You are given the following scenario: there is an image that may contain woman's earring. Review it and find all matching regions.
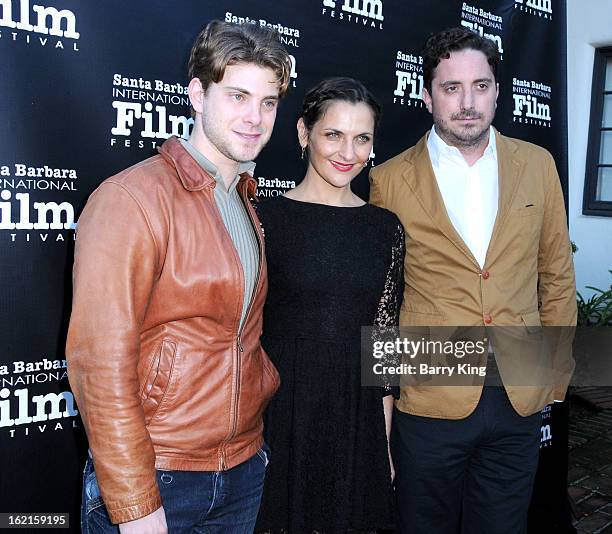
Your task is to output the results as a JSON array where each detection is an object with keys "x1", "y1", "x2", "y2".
[
  {"x1": 301, "y1": 146, "x2": 306, "y2": 160},
  {"x1": 363, "y1": 158, "x2": 371, "y2": 167}
]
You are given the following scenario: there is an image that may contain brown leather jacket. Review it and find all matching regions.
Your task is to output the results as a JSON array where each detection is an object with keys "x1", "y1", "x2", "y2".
[{"x1": 66, "y1": 137, "x2": 279, "y2": 523}]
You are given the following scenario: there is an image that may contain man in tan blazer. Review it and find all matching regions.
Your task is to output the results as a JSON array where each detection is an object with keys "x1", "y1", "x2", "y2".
[{"x1": 370, "y1": 27, "x2": 576, "y2": 533}]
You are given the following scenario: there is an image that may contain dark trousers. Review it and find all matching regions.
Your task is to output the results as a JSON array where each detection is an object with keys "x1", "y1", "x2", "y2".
[
  {"x1": 81, "y1": 444, "x2": 269, "y2": 534},
  {"x1": 391, "y1": 387, "x2": 542, "y2": 534}
]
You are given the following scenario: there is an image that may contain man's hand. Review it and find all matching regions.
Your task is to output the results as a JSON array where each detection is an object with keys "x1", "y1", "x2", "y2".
[{"x1": 119, "y1": 506, "x2": 167, "y2": 534}]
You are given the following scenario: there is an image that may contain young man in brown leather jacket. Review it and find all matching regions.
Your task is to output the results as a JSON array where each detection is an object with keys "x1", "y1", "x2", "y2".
[{"x1": 66, "y1": 21, "x2": 291, "y2": 534}]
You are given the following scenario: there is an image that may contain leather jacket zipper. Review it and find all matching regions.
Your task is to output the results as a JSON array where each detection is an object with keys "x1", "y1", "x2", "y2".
[
  {"x1": 203, "y1": 184, "x2": 245, "y2": 472},
  {"x1": 218, "y1": 179, "x2": 263, "y2": 470}
]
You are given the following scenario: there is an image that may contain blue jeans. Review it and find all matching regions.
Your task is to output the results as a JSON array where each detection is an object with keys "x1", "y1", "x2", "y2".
[{"x1": 81, "y1": 445, "x2": 269, "y2": 534}]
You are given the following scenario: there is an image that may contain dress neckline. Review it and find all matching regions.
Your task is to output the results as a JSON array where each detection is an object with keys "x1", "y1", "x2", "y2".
[{"x1": 279, "y1": 195, "x2": 368, "y2": 209}]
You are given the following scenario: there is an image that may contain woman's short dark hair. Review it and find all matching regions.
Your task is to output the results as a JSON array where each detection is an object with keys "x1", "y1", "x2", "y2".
[
  {"x1": 300, "y1": 77, "x2": 382, "y2": 133},
  {"x1": 422, "y1": 27, "x2": 500, "y2": 93}
]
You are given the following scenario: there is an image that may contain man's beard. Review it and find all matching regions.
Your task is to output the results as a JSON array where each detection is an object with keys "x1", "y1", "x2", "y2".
[
  {"x1": 200, "y1": 113, "x2": 268, "y2": 164},
  {"x1": 434, "y1": 108, "x2": 493, "y2": 150}
]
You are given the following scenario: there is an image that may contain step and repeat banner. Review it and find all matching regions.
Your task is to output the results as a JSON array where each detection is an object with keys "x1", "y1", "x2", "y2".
[{"x1": 0, "y1": 0, "x2": 568, "y2": 530}]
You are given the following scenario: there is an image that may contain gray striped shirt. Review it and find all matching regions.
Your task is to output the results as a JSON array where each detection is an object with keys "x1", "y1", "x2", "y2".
[{"x1": 180, "y1": 139, "x2": 259, "y2": 330}]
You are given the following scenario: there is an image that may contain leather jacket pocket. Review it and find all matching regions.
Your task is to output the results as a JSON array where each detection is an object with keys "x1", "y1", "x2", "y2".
[
  {"x1": 141, "y1": 338, "x2": 177, "y2": 423},
  {"x1": 261, "y1": 349, "x2": 280, "y2": 398}
]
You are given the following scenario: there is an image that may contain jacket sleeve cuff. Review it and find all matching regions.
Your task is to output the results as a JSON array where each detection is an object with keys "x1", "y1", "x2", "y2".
[{"x1": 106, "y1": 488, "x2": 162, "y2": 525}]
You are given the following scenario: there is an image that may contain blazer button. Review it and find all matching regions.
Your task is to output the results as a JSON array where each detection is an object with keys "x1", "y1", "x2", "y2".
[
  {"x1": 482, "y1": 271, "x2": 490, "y2": 279},
  {"x1": 484, "y1": 314, "x2": 492, "y2": 324}
]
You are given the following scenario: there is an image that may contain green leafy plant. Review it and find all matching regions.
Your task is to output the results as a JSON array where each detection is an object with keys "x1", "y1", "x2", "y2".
[{"x1": 577, "y1": 270, "x2": 612, "y2": 326}]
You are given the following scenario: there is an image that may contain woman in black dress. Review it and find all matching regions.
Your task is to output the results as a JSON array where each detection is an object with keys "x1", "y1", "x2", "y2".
[{"x1": 256, "y1": 77, "x2": 404, "y2": 533}]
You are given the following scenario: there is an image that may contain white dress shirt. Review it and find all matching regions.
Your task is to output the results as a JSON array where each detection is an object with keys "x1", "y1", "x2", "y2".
[{"x1": 427, "y1": 126, "x2": 499, "y2": 268}]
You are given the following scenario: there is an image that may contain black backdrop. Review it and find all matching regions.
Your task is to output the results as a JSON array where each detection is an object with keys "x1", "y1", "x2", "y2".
[{"x1": 0, "y1": 0, "x2": 569, "y2": 530}]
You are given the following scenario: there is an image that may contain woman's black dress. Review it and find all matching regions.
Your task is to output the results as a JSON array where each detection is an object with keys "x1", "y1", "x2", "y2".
[{"x1": 255, "y1": 195, "x2": 404, "y2": 533}]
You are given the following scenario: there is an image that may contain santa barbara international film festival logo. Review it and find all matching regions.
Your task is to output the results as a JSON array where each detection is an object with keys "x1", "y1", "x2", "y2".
[
  {"x1": 320, "y1": 0, "x2": 384, "y2": 30},
  {"x1": 110, "y1": 74, "x2": 193, "y2": 151},
  {"x1": 514, "y1": 0, "x2": 553, "y2": 20},
  {"x1": 225, "y1": 11, "x2": 299, "y2": 89},
  {"x1": 460, "y1": 3, "x2": 504, "y2": 59},
  {"x1": 393, "y1": 50, "x2": 425, "y2": 109},
  {"x1": 0, "y1": 357, "x2": 79, "y2": 439},
  {"x1": 256, "y1": 176, "x2": 297, "y2": 199},
  {"x1": 0, "y1": 0, "x2": 80, "y2": 52},
  {"x1": 512, "y1": 77, "x2": 552, "y2": 127},
  {"x1": 540, "y1": 404, "x2": 552, "y2": 448},
  {"x1": 0, "y1": 161, "x2": 77, "y2": 244}
]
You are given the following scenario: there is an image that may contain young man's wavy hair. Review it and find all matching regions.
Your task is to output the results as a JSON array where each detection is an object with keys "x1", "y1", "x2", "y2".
[
  {"x1": 187, "y1": 20, "x2": 292, "y2": 115},
  {"x1": 422, "y1": 27, "x2": 501, "y2": 93}
]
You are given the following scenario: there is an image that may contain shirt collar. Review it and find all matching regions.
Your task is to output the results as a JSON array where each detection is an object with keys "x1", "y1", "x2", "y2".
[
  {"x1": 427, "y1": 125, "x2": 497, "y2": 168},
  {"x1": 179, "y1": 138, "x2": 256, "y2": 193}
]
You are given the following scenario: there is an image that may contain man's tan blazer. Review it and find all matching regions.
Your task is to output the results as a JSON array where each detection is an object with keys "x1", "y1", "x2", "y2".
[{"x1": 370, "y1": 130, "x2": 576, "y2": 418}]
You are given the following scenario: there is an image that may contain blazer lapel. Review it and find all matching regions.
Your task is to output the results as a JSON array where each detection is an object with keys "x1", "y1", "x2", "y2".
[
  {"x1": 402, "y1": 133, "x2": 479, "y2": 267},
  {"x1": 487, "y1": 131, "x2": 525, "y2": 259}
]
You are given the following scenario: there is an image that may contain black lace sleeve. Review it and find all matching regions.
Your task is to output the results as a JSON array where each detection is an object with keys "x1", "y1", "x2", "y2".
[{"x1": 373, "y1": 220, "x2": 405, "y2": 397}]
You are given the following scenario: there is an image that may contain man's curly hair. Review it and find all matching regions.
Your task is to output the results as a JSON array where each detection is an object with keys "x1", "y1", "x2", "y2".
[{"x1": 422, "y1": 27, "x2": 500, "y2": 93}]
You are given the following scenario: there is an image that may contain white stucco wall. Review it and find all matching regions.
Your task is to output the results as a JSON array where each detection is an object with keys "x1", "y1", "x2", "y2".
[{"x1": 567, "y1": 0, "x2": 612, "y2": 296}]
